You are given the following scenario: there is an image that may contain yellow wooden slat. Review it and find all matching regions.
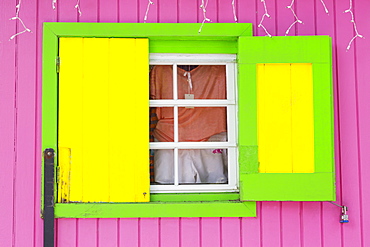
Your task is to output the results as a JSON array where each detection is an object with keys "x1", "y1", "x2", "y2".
[
  {"x1": 59, "y1": 37, "x2": 84, "y2": 202},
  {"x1": 291, "y1": 63, "x2": 314, "y2": 173},
  {"x1": 59, "y1": 37, "x2": 149, "y2": 202},
  {"x1": 108, "y1": 38, "x2": 135, "y2": 202},
  {"x1": 57, "y1": 147, "x2": 71, "y2": 202},
  {"x1": 108, "y1": 38, "x2": 150, "y2": 202},
  {"x1": 133, "y1": 39, "x2": 150, "y2": 202},
  {"x1": 258, "y1": 64, "x2": 292, "y2": 173},
  {"x1": 82, "y1": 38, "x2": 110, "y2": 202},
  {"x1": 256, "y1": 64, "x2": 267, "y2": 173}
]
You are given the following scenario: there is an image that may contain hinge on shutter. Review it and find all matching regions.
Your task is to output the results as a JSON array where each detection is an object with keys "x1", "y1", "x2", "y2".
[{"x1": 56, "y1": 57, "x2": 60, "y2": 73}]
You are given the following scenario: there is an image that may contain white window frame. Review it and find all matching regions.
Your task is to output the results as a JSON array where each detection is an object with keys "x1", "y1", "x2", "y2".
[{"x1": 149, "y1": 53, "x2": 238, "y2": 193}]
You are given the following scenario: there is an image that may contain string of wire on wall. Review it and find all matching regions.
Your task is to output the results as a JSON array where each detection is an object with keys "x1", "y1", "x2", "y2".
[
  {"x1": 7, "y1": 0, "x2": 364, "y2": 51},
  {"x1": 9, "y1": 0, "x2": 32, "y2": 40},
  {"x1": 344, "y1": 0, "x2": 364, "y2": 51},
  {"x1": 285, "y1": 0, "x2": 303, "y2": 35},
  {"x1": 258, "y1": 0, "x2": 272, "y2": 37}
]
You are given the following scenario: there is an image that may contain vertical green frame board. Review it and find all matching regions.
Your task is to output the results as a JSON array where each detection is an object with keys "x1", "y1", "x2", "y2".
[{"x1": 238, "y1": 36, "x2": 335, "y2": 201}]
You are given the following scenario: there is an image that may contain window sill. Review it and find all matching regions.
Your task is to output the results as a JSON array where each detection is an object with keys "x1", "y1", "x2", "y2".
[{"x1": 54, "y1": 201, "x2": 256, "y2": 218}]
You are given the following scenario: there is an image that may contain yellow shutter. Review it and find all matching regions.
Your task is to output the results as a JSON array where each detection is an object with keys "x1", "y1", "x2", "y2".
[
  {"x1": 58, "y1": 37, "x2": 149, "y2": 202},
  {"x1": 257, "y1": 63, "x2": 314, "y2": 173}
]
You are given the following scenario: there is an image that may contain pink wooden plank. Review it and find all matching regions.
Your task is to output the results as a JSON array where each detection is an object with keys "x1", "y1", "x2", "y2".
[
  {"x1": 160, "y1": 218, "x2": 180, "y2": 247},
  {"x1": 315, "y1": 1, "x2": 343, "y2": 246},
  {"x1": 119, "y1": 0, "x2": 139, "y2": 23},
  {"x1": 281, "y1": 202, "x2": 301, "y2": 247},
  {"x1": 322, "y1": 202, "x2": 342, "y2": 247},
  {"x1": 12, "y1": 0, "x2": 38, "y2": 246},
  {"x1": 218, "y1": 0, "x2": 235, "y2": 23},
  {"x1": 58, "y1": 0, "x2": 79, "y2": 22},
  {"x1": 221, "y1": 218, "x2": 241, "y2": 247},
  {"x1": 355, "y1": 1, "x2": 370, "y2": 246},
  {"x1": 334, "y1": 0, "x2": 362, "y2": 246},
  {"x1": 255, "y1": 0, "x2": 276, "y2": 36},
  {"x1": 140, "y1": 218, "x2": 159, "y2": 247},
  {"x1": 178, "y1": 0, "x2": 198, "y2": 23},
  {"x1": 99, "y1": 0, "x2": 119, "y2": 22},
  {"x1": 241, "y1": 203, "x2": 261, "y2": 247},
  {"x1": 35, "y1": 1, "x2": 58, "y2": 246},
  {"x1": 301, "y1": 202, "x2": 322, "y2": 247},
  {"x1": 260, "y1": 202, "x2": 281, "y2": 247},
  {"x1": 80, "y1": 0, "x2": 98, "y2": 22},
  {"x1": 237, "y1": 0, "x2": 257, "y2": 33},
  {"x1": 276, "y1": 0, "x2": 295, "y2": 36},
  {"x1": 119, "y1": 218, "x2": 139, "y2": 247},
  {"x1": 77, "y1": 219, "x2": 98, "y2": 246},
  {"x1": 158, "y1": 0, "x2": 177, "y2": 23},
  {"x1": 56, "y1": 219, "x2": 77, "y2": 247},
  {"x1": 197, "y1": 0, "x2": 217, "y2": 25},
  {"x1": 296, "y1": 0, "x2": 315, "y2": 35},
  {"x1": 139, "y1": 0, "x2": 158, "y2": 23},
  {"x1": 200, "y1": 218, "x2": 221, "y2": 247},
  {"x1": 315, "y1": 0, "x2": 335, "y2": 36},
  {"x1": 0, "y1": 2, "x2": 16, "y2": 247},
  {"x1": 98, "y1": 219, "x2": 119, "y2": 247},
  {"x1": 180, "y1": 218, "x2": 200, "y2": 247}
]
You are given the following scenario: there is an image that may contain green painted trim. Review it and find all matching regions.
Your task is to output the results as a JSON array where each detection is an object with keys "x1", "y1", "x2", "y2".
[
  {"x1": 237, "y1": 63, "x2": 257, "y2": 147},
  {"x1": 239, "y1": 36, "x2": 331, "y2": 64},
  {"x1": 54, "y1": 201, "x2": 256, "y2": 218},
  {"x1": 313, "y1": 63, "x2": 335, "y2": 173},
  {"x1": 240, "y1": 173, "x2": 335, "y2": 201},
  {"x1": 151, "y1": 193, "x2": 240, "y2": 202},
  {"x1": 42, "y1": 22, "x2": 254, "y2": 218},
  {"x1": 238, "y1": 36, "x2": 335, "y2": 201},
  {"x1": 150, "y1": 40, "x2": 237, "y2": 54},
  {"x1": 44, "y1": 23, "x2": 252, "y2": 38},
  {"x1": 41, "y1": 26, "x2": 59, "y2": 210}
]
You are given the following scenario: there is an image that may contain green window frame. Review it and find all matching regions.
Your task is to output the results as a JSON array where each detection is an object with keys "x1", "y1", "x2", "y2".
[{"x1": 42, "y1": 23, "x2": 335, "y2": 218}]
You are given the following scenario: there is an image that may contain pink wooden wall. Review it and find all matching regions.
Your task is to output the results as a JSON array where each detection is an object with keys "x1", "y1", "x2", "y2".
[{"x1": 0, "y1": 0, "x2": 369, "y2": 246}]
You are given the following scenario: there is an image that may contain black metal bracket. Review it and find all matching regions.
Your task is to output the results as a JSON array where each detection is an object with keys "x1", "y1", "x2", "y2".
[{"x1": 44, "y1": 148, "x2": 55, "y2": 247}]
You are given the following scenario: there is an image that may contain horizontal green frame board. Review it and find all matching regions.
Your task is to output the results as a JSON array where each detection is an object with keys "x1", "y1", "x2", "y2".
[
  {"x1": 240, "y1": 173, "x2": 336, "y2": 201},
  {"x1": 238, "y1": 36, "x2": 332, "y2": 64},
  {"x1": 150, "y1": 193, "x2": 240, "y2": 202},
  {"x1": 44, "y1": 23, "x2": 252, "y2": 39},
  {"x1": 54, "y1": 201, "x2": 256, "y2": 218}
]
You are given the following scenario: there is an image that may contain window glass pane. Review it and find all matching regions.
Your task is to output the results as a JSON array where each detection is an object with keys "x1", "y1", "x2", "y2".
[
  {"x1": 152, "y1": 148, "x2": 228, "y2": 184},
  {"x1": 150, "y1": 107, "x2": 174, "y2": 142},
  {"x1": 177, "y1": 65, "x2": 226, "y2": 100},
  {"x1": 150, "y1": 65, "x2": 173, "y2": 100},
  {"x1": 152, "y1": 149, "x2": 174, "y2": 185},
  {"x1": 178, "y1": 107, "x2": 227, "y2": 142}
]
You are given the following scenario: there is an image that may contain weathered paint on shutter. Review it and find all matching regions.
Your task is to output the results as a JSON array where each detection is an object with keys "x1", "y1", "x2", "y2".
[
  {"x1": 238, "y1": 36, "x2": 335, "y2": 201},
  {"x1": 58, "y1": 37, "x2": 149, "y2": 202},
  {"x1": 257, "y1": 63, "x2": 314, "y2": 173}
]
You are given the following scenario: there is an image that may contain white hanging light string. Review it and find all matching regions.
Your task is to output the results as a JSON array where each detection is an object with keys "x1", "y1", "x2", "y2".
[
  {"x1": 52, "y1": 0, "x2": 57, "y2": 10},
  {"x1": 285, "y1": 0, "x2": 303, "y2": 35},
  {"x1": 75, "y1": 0, "x2": 82, "y2": 16},
  {"x1": 198, "y1": 0, "x2": 211, "y2": 33},
  {"x1": 144, "y1": 0, "x2": 154, "y2": 23},
  {"x1": 344, "y1": 0, "x2": 364, "y2": 51},
  {"x1": 258, "y1": 0, "x2": 272, "y2": 37},
  {"x1": 320, "y1": 0, "x2": 329, "y2": 14},
  {"x1": 9, "y1": 0, "x2": 32, "y2": 40},
  {"x1": 232, "y1": 0, "x2": 238, "y2": 22}
]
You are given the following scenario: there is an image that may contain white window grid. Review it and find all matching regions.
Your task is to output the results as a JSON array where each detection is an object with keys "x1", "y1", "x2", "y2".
[{"x1": 149, "y1": 54, "x2": 238, "y2": 193}]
